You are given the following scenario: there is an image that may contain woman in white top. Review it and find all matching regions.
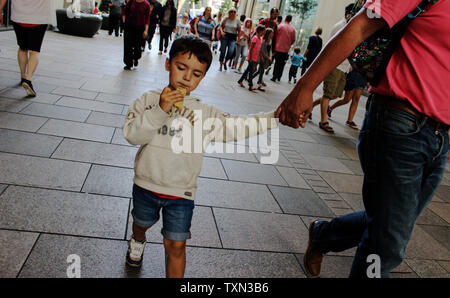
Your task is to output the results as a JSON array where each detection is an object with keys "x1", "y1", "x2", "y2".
[
  {"x1": 0, "y1": 0, "x2": 56, "y2": 97},
  {"x1": 218, "y1": 7, "x2": 240, "y2": 71}
]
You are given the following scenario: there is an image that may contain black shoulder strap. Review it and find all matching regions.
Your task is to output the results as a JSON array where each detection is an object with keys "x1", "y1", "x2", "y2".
[{"x1": 371, "y1": 0, "x2": 437, "y2": 86}]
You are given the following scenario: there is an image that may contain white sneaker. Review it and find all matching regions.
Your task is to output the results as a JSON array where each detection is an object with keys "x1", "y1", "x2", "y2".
[{"x1": 126, "y1": 237, "x2": 146, "y2": 267}]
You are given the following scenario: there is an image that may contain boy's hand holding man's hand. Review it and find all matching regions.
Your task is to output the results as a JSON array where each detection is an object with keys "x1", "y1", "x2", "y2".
[{"x1": 159, "y1": 86, "x2": 185, "y2": 113}]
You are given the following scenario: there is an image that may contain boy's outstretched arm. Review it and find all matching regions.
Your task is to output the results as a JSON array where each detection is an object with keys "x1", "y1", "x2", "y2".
[
  {"x1": 204, "y1": 105, "x2": 278, "y2": 144},
  {"x1": 275, "y1": 9, "x2": 387, "y2": 128},
  {"x1": 123, "y1": 88, "x2": 183, "y2": 145}
]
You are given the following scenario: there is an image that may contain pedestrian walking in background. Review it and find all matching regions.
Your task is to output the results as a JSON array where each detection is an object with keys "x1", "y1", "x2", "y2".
[
  {"x1": 122, "y1": 0, "x2": 150, "y2": 70},
  {"x1": 108, "y1": 0, "x2": 125, "y2": 37},
  {"x1": 301, "y1": 27, "x2": 322, "y2": 76},
  {"x1": 238, "y1": 25, "x2": 265, "y2": 92},
  {"x1": 218, "y1": 8, "x2": 241, "y2": 71},
  {"x1": 288, "y1": 47, "x2": 305, "y2": 84},
  {"x1": 145, "y1": 0, "x2": 162, "y2": 51},
  {"x1": 233, "y1": 18, "x2": 252, "y2": 73},
  {"x1": 158, "y1": 0, "x2": 177, "y2": 55},
  {"x1": 270, "y1": 15, "x2": 296, "y2": 82},
  {"x1": 193, "y1": 7, "x2": 216, "y2": 48},
  {"x1": 0, "y1": 0, "x2": 56, "y2": 97}
]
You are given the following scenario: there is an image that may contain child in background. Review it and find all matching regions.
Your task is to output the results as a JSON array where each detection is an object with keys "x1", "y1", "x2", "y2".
[
  {"x1": 253, "y1": 27, "x2": 273, "y2": 90},
  {"x1": 237, "y1": 25, "x2": 265, "y2": 91},
  {"x1": 123, "y1": 35, "x2": 277, "y2": 277},
  {"x1": 233, "y1": 18, "x2": 252, "y2": 73},
  {"x1": 288, "y1": 47, "x2": 305, "y2": 84},
  {"x1": 175, "y1": 13, "x2": 191, "y2": 39}
]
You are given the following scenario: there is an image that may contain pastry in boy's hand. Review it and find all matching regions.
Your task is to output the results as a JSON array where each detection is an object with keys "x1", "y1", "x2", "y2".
[{"x1": 174, "y1": 88, "x2": 186, "y2": 109}]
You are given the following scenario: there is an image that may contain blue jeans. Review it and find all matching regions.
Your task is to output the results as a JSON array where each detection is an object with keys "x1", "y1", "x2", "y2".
[
  {"x1": 312, "y1": 94, "x2": 449, "y2": 278},
  {"x1": 219, "y1": 36, "x2": 236, "y2": 63}
]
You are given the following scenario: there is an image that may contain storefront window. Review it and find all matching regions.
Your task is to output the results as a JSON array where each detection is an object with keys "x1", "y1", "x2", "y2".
[
  {"x1": 279, "y1": 0, "x2": 318, "y2": 51},
  {"x1": 251, "y1": 0, "x2": 270, "y2": 22},
  {"x1": 0, "y1": 0, "x2": 12, "y2": 31}
]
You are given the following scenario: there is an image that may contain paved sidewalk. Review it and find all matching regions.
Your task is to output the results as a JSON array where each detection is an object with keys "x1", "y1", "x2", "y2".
[{"x1": 0, "y1": 29, "x2": 449, "y2": 278}]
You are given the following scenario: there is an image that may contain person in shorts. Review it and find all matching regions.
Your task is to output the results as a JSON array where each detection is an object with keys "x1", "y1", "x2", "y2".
[
  {"x1": 328, "y1": 68, "x2": 368, "y2": 129},
  {"x1": 123, "y1": 35, "x2": 277, "y2": 277},
  {"x1": 0, "y1": 0, "x2": 56, "y2": 97},
  {"x1": 308, "y1": 6, "x2": 352, "y2": 133}
]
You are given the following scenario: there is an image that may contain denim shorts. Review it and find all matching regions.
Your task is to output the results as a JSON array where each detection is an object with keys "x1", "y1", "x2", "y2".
[
  {"x1": 131, "y1": 184, "x2": 195, "y2": 242},
  {"x1": 344, "y1": 70, "x2": 367, "y2": 91}
]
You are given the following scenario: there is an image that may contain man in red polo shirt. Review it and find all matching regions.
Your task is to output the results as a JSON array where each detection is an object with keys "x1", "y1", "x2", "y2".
[{"x1": 276, "y1": 0, "x2": 450, "y2": 278}]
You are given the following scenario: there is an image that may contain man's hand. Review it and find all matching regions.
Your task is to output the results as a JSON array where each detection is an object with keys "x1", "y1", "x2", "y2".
[
  {"x1": 143, "y1": 31, "x2": 148, "y2": 39},
  {"x1": 159, "y1": 87, "x2": 185, "y2": 113},
  {"x1": 275, "y1": 87, "x2": 313, "y2": 128}
]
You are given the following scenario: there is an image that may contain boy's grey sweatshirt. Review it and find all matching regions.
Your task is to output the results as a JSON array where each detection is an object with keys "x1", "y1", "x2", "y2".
[{"x1": 123, "y1": 90, "x2": 277, "y2": 200}]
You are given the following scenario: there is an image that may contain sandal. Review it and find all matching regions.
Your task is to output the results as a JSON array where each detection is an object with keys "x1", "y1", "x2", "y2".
[
  {"x1": 238, "y1": 81, "x2": 245, "y2": 88},
  {"x1": 257, "y1": 86, "x2": 265, "y2": 92},
  {"x1": 319, "y1": 122, "x2": 334, "y2": 133},
  {"x1": 248, "y1": 86, "x2": 257, "y2": 92}
]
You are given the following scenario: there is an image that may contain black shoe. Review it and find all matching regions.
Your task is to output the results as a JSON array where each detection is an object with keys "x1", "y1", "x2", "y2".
[
  {"x1": 124, "y1": 65, "x2": 132, "y2": 70},
  {"x1": 133, "y1": 60, "x2": 138, "y2": 67},
  {"x1": 21, "y1": 79, "x2": 36, "y2": 97},
  {"x1": 224, "y1": 64, "x2": 227, "y2": 70},
  {"x1": 270, "y1": 78, "x2": 276, "y2": 82}
]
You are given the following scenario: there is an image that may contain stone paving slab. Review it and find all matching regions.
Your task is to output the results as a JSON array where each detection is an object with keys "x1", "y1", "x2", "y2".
[
  {"x1": 269, "y1": 185, "x2": 334, "y2": 217},
  {"x1": 0, "y1": 87, "x2": 62, "y2": 104},
  {"x1": 276, "y1": 166, "x2": 311, "y2": 189},
  {"x1": 196, "y1": 178, "x2": 282, "y2": 213},
  {"x1": 0, "y1": 111, "x2": 48, "y2": 132},
  {"x1": 0, "y1": 152, "x2": 90, "y2": 191},
  {"x1": 56, "y1": 96, "x2": 123, "y2": 114},
  {"x1": 0, "y1": 128, "x2": 62, "y2": 157},
  {"x1": 0, "y1": 186, "x2": 129, "y2": 239},
  {"x1": 427, "y1": 202, "x2": 450, "y2": 224},
  {"x1": 435, "y1": 185, "x2": 450, "y2": 203},
  {"x1": 405, "y1": 225, "x2": 450, "y2": 260},
  {"x1": 18, "y1": 234, "x2": 166, "y2": 278},
  {"x1": 82, "y1": 165, "x2": 134, "y2": 198},
  {"x1": 86, "y1": 111, "x2": 126, "y2": 128},
  {"x1": 214, "y1": 208, "x2": 308, "y2": 253},
  {"x1": 0, "y1": 230, "x2": 39, "y2": 278},
  {"x1": 185, "y1": 247, "x2": 305, "y2": 278},
  {"x1": 0, "y1": 97, "x2": 31, "y2": 113},
  {"x1": 317, "y1": 171, "x2": 364, "y2": 194},
  {"x1": 405, "y1": 259, "x2": 450, "y2": 278},
  {"x1": 52, "y1": 138, "x2": 137, "y2": 168},
  {"x1": 38, "y1": 119, "x2": 115, "y2": 143},
  {"x1": 221, "y1": 159, "x2": 288, "y2": 186},
  {"x1": 303, "y1": 154, "x2": 354, "y2": 174},
  {"x1": 199, "y1": 157, "x2": 228, "y2": 180},
  {"x1": 20, "y1": 102, "x2": 91, "y2": 122}
]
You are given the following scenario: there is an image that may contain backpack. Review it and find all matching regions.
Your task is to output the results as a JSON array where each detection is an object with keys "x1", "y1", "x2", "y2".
[
  {"x1": 347, "y1": 0, "x2": 438, "y2": 86},
  {"x1": 189, "y1": 15, "x2": 202, "y2": 33}
]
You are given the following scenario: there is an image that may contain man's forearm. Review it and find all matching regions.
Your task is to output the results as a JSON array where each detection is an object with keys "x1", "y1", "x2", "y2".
[{"x1": 295, "y1": 9, "x2": 387, "y2": 93}]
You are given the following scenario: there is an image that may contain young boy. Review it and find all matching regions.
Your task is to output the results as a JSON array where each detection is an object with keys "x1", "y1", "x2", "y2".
[
  {"x1": 122, "y1": 35, "x2": 278, "y2": 278},
  {"x1": 237, "y1": 25, "x2": 265, "y2": 92},
  {"x1": 175, "y1": 13, "x2": 191, "y2": 39},
  {"x1": 288, "y1": 47, "x2": 305, "y2": 84}
]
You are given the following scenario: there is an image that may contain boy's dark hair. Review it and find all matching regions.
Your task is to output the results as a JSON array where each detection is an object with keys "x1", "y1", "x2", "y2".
[
  {"x1": 277, "y1": 15, "x2": 282, "y2": 22},
  {"x1": 255, "y1": 24, "x2": 265, "y2": 33},
  {"x1": 315, "y1": 27, "x2": 323, "y2": 35},
  {"x1": 169, "y1": 35, "x2": 213, "y2": 72},
  {"x1": 294, "y1": 47, "x2": 301, "y2": 54},
  {"x1": 240, "y1": 14, "x2": 246, "y2": 22},
  {"x1": 285, "y1": 15, "x2": 292, "y2": 22},
  {"x1": 345, "y1": 3, "x2": 355, "y2": 15}
]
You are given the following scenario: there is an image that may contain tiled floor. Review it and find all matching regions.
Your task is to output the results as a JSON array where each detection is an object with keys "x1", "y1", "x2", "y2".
[{"x1": 0, "y1": 28, "x2": 449, "y2": 278}]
